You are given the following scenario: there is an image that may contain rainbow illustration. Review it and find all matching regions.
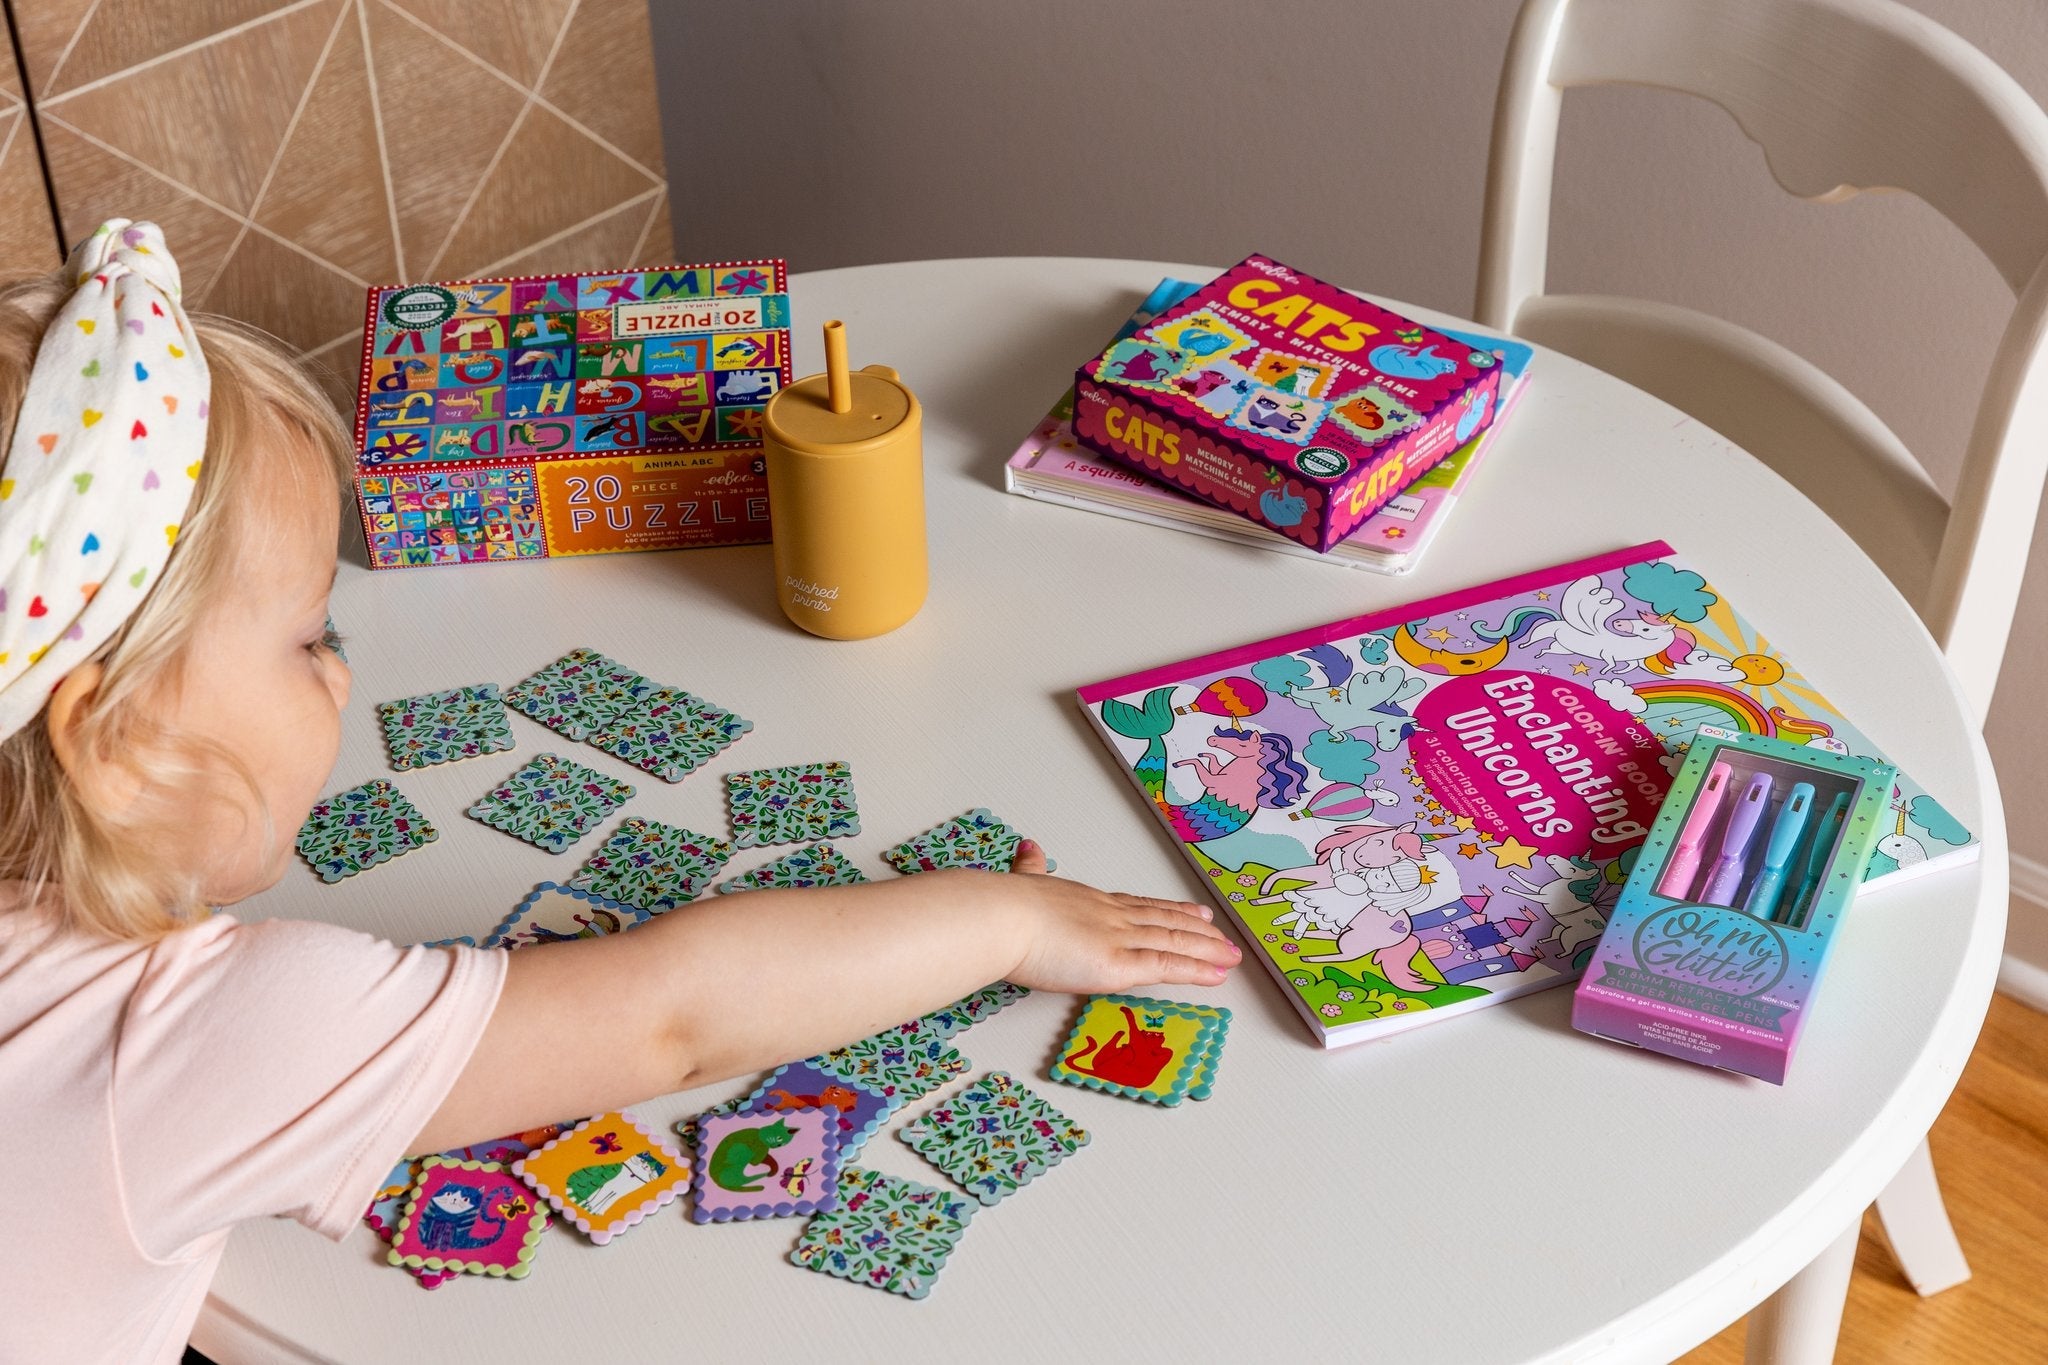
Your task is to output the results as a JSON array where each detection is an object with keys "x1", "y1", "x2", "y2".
[
  {"x1": 1634, "y1": 679, "x2": 1775, "y2": 733},
  {"x1": 1633, "y1": 680, "x2": 1836, "y2": 746}
]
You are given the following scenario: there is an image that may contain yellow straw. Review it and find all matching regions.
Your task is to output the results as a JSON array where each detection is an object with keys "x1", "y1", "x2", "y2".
[{"x1": 824, "y1": 319, "x2": 851, "y2": 414}]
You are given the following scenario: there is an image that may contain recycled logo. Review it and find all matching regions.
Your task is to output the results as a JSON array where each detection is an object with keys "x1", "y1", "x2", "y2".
[
  {"x1": 1295, "y1": 446, "x2": 1350, "y2": 478},
  {"x1": 382, "y1": 284, "x2": 456, "y2": 332}
]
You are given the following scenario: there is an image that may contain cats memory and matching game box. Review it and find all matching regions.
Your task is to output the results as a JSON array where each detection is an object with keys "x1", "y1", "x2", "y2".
[
  {"x1": 1078, "y1": 541, "x2": 1975, "y2": 1047},
  {"x1": 1071, "y1": 254, "x2": 1503, "y2": 552},
  {"x1": 352, "y1": 260, "x2": 791, "y2": 569}
]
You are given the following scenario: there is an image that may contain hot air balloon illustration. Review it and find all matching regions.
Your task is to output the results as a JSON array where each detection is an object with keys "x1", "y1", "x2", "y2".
[
  {"x1": 1287, "y1": 781, "x2": 1404, "y2": 821},
  {"x1": 1175, "y1": 675, "x2": 1268, "y2": 720}
]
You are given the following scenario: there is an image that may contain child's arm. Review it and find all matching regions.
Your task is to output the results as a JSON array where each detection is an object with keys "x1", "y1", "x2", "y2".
[{"x1": 410, "y1": 843, "x2": 1237, "y2": 1152}]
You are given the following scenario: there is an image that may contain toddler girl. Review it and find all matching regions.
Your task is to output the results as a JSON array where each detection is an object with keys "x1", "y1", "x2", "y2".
[{"x1": 0, "y1": 222, "x2": 1236, "y2": 1363}]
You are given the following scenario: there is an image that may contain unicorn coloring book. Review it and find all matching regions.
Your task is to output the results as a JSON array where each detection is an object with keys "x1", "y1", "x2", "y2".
[{"x1": 1078, "y1": 541, "x2": 1978, "y2": 1046}]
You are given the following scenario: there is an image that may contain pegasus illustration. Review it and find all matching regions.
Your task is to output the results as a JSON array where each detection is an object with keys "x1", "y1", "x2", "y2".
[
  {"x1": 1520, "y1": 575, "x2": 1691, "y2": 674},
  {"x1": 1102, "y1": 688, "x2": 1308, "y2": 844},
  {"x1": 1278, "y1": 644, "x2": 1425, "y2": 749}
]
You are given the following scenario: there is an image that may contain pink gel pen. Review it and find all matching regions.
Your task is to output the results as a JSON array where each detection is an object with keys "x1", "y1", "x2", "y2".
[
  {"x1": 1701, "y1": 772, "x2": 1774, "y2": 905},
  {"x1": 1658, "y1": 761, "x2": 1733, "y2": 898}
]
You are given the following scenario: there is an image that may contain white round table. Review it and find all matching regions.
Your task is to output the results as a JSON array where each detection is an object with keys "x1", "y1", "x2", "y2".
[{"x1": 200, "y1": 259, "x2": 2006, "y2": 1364}]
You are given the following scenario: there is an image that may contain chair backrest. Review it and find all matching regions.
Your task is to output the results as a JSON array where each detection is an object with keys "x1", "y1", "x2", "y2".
[{"x1": 1476, "y1": 0, "x2": 2048, "y2": 721}]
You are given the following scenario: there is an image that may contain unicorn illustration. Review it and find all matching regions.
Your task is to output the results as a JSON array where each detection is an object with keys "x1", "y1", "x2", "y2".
[
  {"x1": 1257, "y1": 822, "x2": 1431, "y2": 932},
  {"x1": 1101, "y1": 689, "x2": 1308, "y2": 845},
  {"x1": 1505, "y1": 854, "x2": 1608, "y2": 960},
  {"x1": 1251, "y1": 822, "x2": 1440, "y2": 989},
  {"x1": 1519, "y1": 575, "x2": 1691, "y2": 674}
]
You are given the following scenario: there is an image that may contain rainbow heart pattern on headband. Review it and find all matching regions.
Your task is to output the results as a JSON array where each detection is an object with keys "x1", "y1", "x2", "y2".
[{"x1": 0, "y1": 219, "x2": 211, "y2": 741}]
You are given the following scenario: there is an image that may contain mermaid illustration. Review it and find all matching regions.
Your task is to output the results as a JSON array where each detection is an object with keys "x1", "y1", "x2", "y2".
[{"x1": 1101, "y1": 687, "x2": 1308, "y2": 843}]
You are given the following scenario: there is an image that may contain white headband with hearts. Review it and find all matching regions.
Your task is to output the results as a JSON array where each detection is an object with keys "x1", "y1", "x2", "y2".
[{"x1": 0, "y1": 219, "x2": 211, "y2": 740}]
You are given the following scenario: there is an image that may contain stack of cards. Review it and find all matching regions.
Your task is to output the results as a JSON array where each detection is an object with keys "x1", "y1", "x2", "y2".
[
  {"x1": 712, "y1": 841, "x2": 867, "y2": 893},
  {"x1": 296, "y1": 778, "x2": 437, "y2": 882},
  {"x1": 725, "y1": 761, "x2": 859, "y2": 846},
  {"x1": 506, "y1": 647, "x2": 750, "y2": 783},
  {"x1": 467, "y1": 752, "x2": 634, "y2": 853},
  {"x1": 512, "y1": 1112, "x2": 691, "y2": 1245},
  {"x1": 690, "y1": 1106, "x2": 844, "y2": 1223},
  {"x1": 385, "y1": 1157, "x2": 550, "y2": 1281},
  {"x1": 816, "y1": 1016, "x2": 969, "y2": 1101},
  {"x1": 900, "y1": 1071, "x2": 1088, "y2": 1205},
  {"x1": 377, "y1": 682, "x2": 515, "y2": 770},
  {"x1": 678, "y1": 1058, "x2": 905, "y2": 1160},
  {"x1": 679, "y1": 1008, "x2": 975, "y2": 1157},
  {"x1": 1049, "y1": 994, "x2": 1231, "y2": 1106},
  {"x1": 366, "y1": 1123, "x2": 576, "y2": 1289},
  {"x1": 789, "y1": 1166, "x2": 975, "y2": 1299},
  {"x1": 568, "y1": 818, "x2": 731, "y2": 911},
  {"x1": 918, "y1": 981, "x2": 1031, "y2": 1038},
  {"x1": 883, "y1": 808, "x2": 1049, "y2": 873},
  {"x1": 503, "y1": 647, "x2": 651, "y2": 740},
  {"x1": 590, "y1": 686, "x2": 753, "y2": 784}
]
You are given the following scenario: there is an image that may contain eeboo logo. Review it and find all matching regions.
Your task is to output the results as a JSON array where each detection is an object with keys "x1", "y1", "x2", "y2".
[
  {"x1": 1295, "y1": 446, "x2": 1350, "y2": 478},
  {"x1": 382, "y1": 285, "x2": 457, "y2": 332}
]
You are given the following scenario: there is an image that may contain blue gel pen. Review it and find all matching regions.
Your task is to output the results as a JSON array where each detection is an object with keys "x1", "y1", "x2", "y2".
[
  {"x1": 1746, "y1": 782, "x2": 1814, "y2": 922},
  {"x1": 1702, "y1": 772, "x2": 1773, "y2": 905},
  {"x1": 1788, "y1": 791, "x2": 1851, "y2": 928}
]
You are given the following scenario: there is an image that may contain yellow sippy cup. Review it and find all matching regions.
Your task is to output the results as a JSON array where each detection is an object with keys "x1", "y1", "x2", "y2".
[{"x1": 761, "y1": 320, "x2": 927, "y2": 639}]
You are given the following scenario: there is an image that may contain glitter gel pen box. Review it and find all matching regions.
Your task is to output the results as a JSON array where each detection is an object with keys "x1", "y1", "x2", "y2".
[{"x1": 1572, "y1": 727, "x2": 1893, "y2": 1084}]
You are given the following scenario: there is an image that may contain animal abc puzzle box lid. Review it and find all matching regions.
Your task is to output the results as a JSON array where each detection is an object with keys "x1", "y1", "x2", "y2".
[
  {"x1": 352, "y1": 261, "x2": 790, "y2": 569},
  {"x1": 356, "y1": 261, "x2": 790, "y2": 465}
]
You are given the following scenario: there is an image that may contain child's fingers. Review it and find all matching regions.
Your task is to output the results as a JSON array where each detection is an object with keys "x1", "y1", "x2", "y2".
[
  {"x1": 1129, "y1": 947, "x2": 1231, "y2": 986},
  {"x1": 1122, "y1": 901, "x2": 1232, "y2": 945},
  {"x1": 1008, "y1": 838, "x2": 1049, "y2": 875},
  {"x1": 1111, "y1": 891, "x2": 1212, "y2": 921},
  {"x1": 1130, "y1": 921, "x2": 1240, "y2": 968}
]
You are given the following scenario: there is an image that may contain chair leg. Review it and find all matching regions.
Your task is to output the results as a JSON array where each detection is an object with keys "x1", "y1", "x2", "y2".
[
  {"x1": 1744, "y1": 1220, "x2": 1859, "y2": 1365},
  {"x1": 1873, "y1": 1138, "x2": 1971, "y2": 1295}
]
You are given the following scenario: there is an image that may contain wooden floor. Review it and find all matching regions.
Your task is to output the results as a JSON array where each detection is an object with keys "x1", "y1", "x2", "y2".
[{"x1": 1677, "y1": 990, "x2": 2048, "y2": 1364}]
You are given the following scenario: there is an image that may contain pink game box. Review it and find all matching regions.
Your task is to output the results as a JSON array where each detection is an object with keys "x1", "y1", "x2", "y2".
[{"x1": 1071, "y1": 254, "x2": 1502, "y2": 552}]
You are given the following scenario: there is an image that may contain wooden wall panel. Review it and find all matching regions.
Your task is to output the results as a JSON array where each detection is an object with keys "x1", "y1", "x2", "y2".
[
  {"x1": 0, "y1": 6, "x2": 61, "y2": 275},
  {"x1": 11, "y1": 0, "x2": 674, "y2": 411}
]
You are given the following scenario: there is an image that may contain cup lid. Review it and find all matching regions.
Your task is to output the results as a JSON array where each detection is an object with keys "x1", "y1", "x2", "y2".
[{"x1": 766, "y1": 367, "x2": 914, "y2": 452}]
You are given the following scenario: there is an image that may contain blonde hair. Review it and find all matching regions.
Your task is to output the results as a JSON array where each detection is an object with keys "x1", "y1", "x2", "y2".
[{"x1": 0, "y1": 275, "x2": 354, "y2": 939}]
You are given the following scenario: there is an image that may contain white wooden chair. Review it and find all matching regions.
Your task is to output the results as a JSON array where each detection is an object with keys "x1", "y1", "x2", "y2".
[{"x1": 1477, "y1": 0, "x2": 2048, "y2": 1359}]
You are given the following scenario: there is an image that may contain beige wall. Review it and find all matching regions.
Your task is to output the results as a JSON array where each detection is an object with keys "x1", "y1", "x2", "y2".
[{"x1": 654, "y1": 0, "x2": 2048, "y2": 925}]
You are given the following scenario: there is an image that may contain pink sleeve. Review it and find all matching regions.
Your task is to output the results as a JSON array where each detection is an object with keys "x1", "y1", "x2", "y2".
[{"x1": 110, "y1": 915, "x2": 507, "y2": 1259}]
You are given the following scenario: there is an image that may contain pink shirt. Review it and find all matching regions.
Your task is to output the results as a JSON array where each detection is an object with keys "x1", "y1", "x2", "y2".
[{"x1": 0, "y1": 887, "x2": 506, "y2": 1364}]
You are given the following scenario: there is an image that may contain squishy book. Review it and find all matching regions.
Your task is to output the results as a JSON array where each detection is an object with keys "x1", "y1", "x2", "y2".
[{"x1": 1078, "y1": 542, "x2": 1976, "y2": 1046}]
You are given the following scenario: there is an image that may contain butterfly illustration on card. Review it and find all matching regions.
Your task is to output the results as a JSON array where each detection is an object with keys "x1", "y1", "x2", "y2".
[
  {"x1": 588, "y1": 1131, "x2": 623, "y2": 1154},
  {"x1": 495, "y1": 1193, "x2": 531, "y2": 1221},
  {"x1": 780, "y1": 1157, "x2": 815, "y2": 1197}
]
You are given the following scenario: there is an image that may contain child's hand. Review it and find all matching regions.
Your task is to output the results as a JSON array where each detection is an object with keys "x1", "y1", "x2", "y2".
[{"x1": 994, "y1": 839, "x2": 1240, "y2": 993}]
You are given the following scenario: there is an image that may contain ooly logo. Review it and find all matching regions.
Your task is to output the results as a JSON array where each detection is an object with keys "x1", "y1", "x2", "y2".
[
  {"x1": 1295, "y1": 446, "x2": 1349, "y2": 478},
  {"x1": 382, "y1": 284, "x2": 456, "y2": 331}
]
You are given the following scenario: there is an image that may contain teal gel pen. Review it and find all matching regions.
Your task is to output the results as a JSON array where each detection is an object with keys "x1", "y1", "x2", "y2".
[
  {"x1": 1745, "y1": 782, "x2": 1814, "y2": 922},
  {"x1": 1788, "y1": 791, "x2": 1851, "y2": 928}
]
